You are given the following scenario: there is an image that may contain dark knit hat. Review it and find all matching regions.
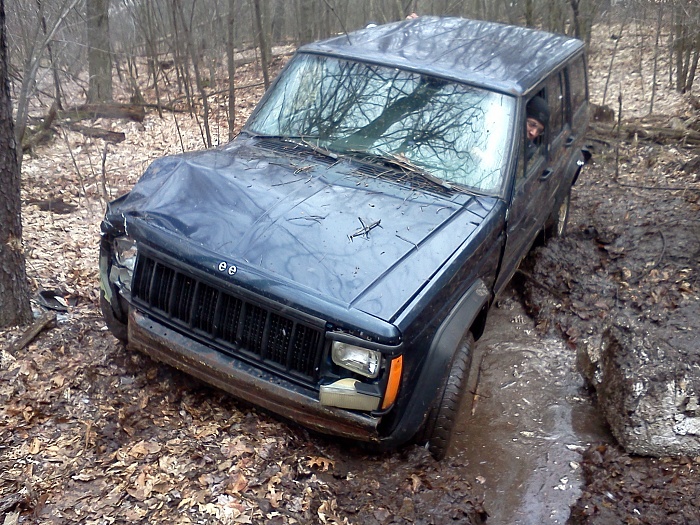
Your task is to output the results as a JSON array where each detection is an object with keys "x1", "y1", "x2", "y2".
[{"x1": 526, "y1": 96, "x2": 549, "y2": 127}]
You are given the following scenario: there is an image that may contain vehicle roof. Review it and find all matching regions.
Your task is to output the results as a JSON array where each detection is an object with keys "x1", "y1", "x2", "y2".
[{"x1": 299, "y1": 16, "x2": 584, "y2": 96}]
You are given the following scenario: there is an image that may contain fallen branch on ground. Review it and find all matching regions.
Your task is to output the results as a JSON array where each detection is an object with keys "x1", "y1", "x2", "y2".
[
  {"x1": 7, "y1": 311, "x2": 57, "y2": 354},
  {"x1": 67, "y1": 123, "x2": 126, "y2": 143},
  {"x1": 63, "y1": 103, "x2": 146, "y2": 123}
]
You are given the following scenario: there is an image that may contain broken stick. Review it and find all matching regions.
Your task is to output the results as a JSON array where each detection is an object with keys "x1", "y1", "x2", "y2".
[{"x1": 7, "y1": 311, "x2": 57, "y2": 354}]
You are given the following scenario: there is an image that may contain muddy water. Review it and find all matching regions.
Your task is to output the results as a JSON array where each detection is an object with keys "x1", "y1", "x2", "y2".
[{"x1": 449, "y1": 289, "x2": 611, "y2": 524}]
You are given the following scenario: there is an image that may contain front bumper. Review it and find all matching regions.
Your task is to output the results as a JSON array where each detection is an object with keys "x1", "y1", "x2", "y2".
[{"x1": 127, "y1": 308, "x2": 382, "y2": 441}]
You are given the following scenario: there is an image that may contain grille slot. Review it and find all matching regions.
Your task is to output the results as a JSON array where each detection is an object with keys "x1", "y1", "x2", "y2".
[{"x1": 132, "y1": 255, "x2": 324, "y2": 382}]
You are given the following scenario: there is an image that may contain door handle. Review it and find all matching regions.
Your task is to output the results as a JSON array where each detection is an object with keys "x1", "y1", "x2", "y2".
[
  {"x1": 540, "y1": 168, "x2": 553, "y2": 181},
  {"x1": 565, "y1": 136, "x2": 575, "y2": 147}
]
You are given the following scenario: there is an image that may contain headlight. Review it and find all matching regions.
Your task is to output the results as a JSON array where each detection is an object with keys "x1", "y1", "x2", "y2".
[
  {"x1": 111, "y1": 237, "x2": 138, "y2": 292},
  {"x1": 331, "y1": 341, "x2": 381, "y2": 378}
]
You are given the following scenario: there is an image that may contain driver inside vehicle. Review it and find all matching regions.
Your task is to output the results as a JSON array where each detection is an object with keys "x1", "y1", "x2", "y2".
[{"x1": 525, "y1": 96, "x2": 549, "y2": 161}]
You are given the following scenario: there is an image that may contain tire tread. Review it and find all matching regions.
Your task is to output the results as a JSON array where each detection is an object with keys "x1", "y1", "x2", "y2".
[{"x1": 423, "y1": 333, "x2": 474, "y2": 460}]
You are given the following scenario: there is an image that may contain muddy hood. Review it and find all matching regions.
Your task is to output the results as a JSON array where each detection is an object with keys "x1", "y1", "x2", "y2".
[{"x1": 111, "y1": 137, "x2": 495, "y2": 321}]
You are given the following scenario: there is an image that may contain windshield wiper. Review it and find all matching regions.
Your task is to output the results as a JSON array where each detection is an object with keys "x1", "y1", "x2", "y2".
[
  {"x1": 341, "y1": 149, "x2": 454, "y2": 192},
  {"x1": 287, "y1": 138, "x2": 339, "y2": 161},
  {"x1": 245, "y1": 131, "x2": 339, "y2": 162}
]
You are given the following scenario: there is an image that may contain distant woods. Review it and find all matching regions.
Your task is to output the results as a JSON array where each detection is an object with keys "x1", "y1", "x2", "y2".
[{"x1": 3, "y1": 0, "x2": 699, "y2": 160}]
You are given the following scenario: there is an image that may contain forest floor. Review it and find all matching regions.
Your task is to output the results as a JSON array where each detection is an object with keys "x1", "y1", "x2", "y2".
[{"x1": 2, "y1": 20, "x2": 700, "y2": 525}]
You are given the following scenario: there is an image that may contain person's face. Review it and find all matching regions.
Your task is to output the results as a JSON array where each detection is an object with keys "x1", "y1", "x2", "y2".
[{"x1": 526, "y1": 117, "x2": 545, "y2": 141}]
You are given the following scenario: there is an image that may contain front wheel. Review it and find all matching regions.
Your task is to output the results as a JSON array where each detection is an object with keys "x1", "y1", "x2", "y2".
[
  {"x1": 100, "y1": 289, "x2": 128, "y2": 343},
  {"x1": 419, "y1": 333, "x2": 474, "y2": 460}
]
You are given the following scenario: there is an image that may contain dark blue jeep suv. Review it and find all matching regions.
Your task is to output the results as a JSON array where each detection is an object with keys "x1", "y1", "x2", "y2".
[{"x1": 99, "y1": 16, "x2": 590, "y2": 459}]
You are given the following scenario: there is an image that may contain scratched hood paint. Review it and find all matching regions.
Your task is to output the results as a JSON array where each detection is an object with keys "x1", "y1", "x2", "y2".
[{"x1": 112, "y1": 136, "x2": 496, "y2": 321}]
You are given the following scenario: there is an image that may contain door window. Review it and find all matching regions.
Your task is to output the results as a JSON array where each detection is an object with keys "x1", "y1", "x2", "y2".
[{"x1": 521, "y1": 93, "x2": 548, "y2": 175}]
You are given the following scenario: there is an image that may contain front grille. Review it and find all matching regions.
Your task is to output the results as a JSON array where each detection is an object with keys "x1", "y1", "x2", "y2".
[{"x1": 132, "y1": 255, "x2": 324, "y2": 382}]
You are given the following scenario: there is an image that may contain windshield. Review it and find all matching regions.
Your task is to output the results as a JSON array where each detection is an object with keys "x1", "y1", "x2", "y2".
[{"x1": 246, "y1": 53, "x2": 516, "y2": 195}]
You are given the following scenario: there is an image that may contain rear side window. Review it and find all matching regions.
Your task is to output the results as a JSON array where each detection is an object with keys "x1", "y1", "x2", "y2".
[
  {"x1": 546, "y1": 72, "x2": 566, "y2": 138},
  {"x1": 568, "y1": 55, "x2": 588, "y2": 113},
  {"x1": 568, "y1": 55, "x2": 588, "y2": 131}
]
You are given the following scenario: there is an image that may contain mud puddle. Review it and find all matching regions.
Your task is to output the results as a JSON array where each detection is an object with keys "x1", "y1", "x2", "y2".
[{"x1": 449, "y1": 289, "x2": 611, "y2": 524}]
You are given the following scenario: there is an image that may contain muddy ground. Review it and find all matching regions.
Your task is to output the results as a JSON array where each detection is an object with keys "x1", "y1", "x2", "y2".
[
  {"x1": 4, "y1": 132, "x2": 699, "y2": 525},
  {"x1": 521, "y1": 131, "x2": 700, "y2": 524},
  {"x1": 522, "y1": 18, "x2": 700, "y2": 522},
  {"x1": 0, "y1": 312, "x2": 487, "y2": 524}
]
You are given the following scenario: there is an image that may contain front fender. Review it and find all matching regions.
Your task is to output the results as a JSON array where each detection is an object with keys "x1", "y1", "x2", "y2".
[{"x1": 380, "y1": 279, "x2": 491, "y2": 447}]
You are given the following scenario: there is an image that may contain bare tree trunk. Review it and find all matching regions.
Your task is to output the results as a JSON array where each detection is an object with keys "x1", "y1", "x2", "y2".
[
  {"x1": 170, "y1": 0, "x2": 190, "y2": 105},
  {"x1": 0, "y1": 0, "x2": 32, "y2": 327},
  {"x1": 524, "y1": 0, "x2": 535, "y2": 27},
  {"x1": 87, "y1": 0, "x2": 112, "y2": 103},
  {"x1": 297, "y1": 0, "x2": 314, "y2": 45},
  {"x1": 569, "y1": 0, "x2": 581, "y2": 39},
  {"x1": 546, "y1": 0, "x2": 565, "y2": 34},
  {"x1": 38, "y1": 2, "x2": 63, "y2": 110},
  {"x1": 685, "y1": 4, "x2": 700, "y2": 93},
  {"x1": 668, "y1": 6, "x2": 674, "y2": 89},
  {"x1": 634, "y1": 10, "x2": 645, "y2": 100},
  {"x1": 602, "y1": 18, "x2": 627, "y2": 107},
  {"x1": 175, "y1": 0, "x2": 212, "y2": 148},
  {"x1": 674, "y1": 4, "x2": 686, "y2": 91},
  {"x1": 252, "y1": 0, "x2": 270, "y2": 89},
  {"x1": 501, "y1": 0, "x2": 518, "y2": 25},
  {"x1": 581, "y1": 0, "x2": 599, "y2": 46},
  {"x1": 143, "y1": 2, "x2": 164, "y2": 117},
  {"x1": 649, "y1": 2, "x2": 663, "y2": 114},
  {"x1": 227, "y1": 0, "x2": 236, "y2": 141},
  {"x1": 685, "y1": 43, "x2": 700, "y2": 93}
]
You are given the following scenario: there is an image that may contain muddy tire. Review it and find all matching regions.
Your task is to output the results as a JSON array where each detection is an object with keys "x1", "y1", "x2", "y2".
[
  {"x1": 100, "y1": 290, "x2": 128, "y2": 343},
  {"x1": 420, "y1": 333, "x2": 474, "y2": 460},
  {"x1": 546, "y1": 189, "x2": 571, "y2": 238}
]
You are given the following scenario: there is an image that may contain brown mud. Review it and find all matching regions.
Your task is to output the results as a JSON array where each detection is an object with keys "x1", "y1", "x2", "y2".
[
  {"x1": 451, "y1": 291, "x2": 611, "y2": 524},
  {"x1": 521, "y1": 136, "x2": 700, "y2": 524}
]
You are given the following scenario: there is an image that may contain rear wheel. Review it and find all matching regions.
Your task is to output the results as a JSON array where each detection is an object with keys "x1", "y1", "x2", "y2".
[
  {"x1": 420, "y1": 333, "x2": 474, "y2": 460},
  {"x1": 546, "y1": 189, "x2": 571, "y2": 238}
]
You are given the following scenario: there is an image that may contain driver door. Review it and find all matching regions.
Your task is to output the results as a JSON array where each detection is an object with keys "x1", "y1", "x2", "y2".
[{"x1": 495, "y1": 98, "x2": 555, "y2": 295}]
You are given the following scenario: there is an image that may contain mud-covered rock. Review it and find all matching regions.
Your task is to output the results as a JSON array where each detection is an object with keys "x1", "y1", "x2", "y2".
[
  {"x1": 582, "y1": 310, "x2": 700, "y2": 456},
  {"x1": 527, "y1": 229, "x2": 700, "y2": 457},
  {"x1": 522, "y1": 137, "x2": 700, "y2": 459}
]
